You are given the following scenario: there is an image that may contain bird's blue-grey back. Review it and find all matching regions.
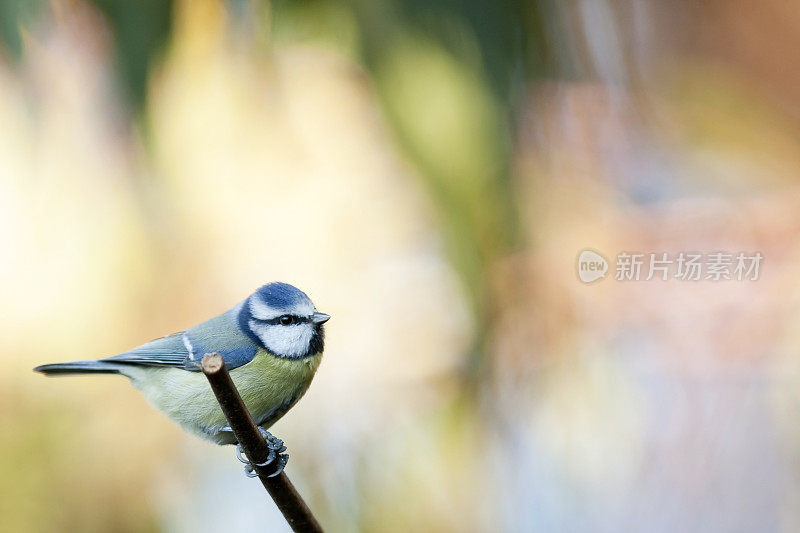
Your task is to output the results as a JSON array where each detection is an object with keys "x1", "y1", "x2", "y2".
[
  {"x1": 105, "y1": 306, "x2": 260, "y2": 371},
  {"x1": 35, "y1": 282, "x2": 325, "y2": 375}
]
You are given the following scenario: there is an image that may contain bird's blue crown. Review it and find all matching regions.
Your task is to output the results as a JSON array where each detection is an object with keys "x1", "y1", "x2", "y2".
[{"x1": 254, "y1": 282, "x2": 310, "y2": 310}]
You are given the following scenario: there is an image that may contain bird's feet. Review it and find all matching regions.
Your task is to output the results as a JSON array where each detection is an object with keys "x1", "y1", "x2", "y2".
[{"x1": 224, "y1": 426, "x2": 288, "y2": 478}]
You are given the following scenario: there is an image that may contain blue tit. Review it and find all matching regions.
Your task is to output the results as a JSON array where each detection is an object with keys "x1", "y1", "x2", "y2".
[{"x1": 35, "y1": 282, "x2": 330, "y2": 475}]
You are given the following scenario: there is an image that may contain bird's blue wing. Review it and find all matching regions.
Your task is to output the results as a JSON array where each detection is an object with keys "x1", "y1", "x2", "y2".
[
  {"x1": 181, "y1": 310, "x2": 261, "y2": 370},
  {"x1": 104, "y1": 308, "x2": 259, "y2": 371},
  {"x1": 104, "y1": 333, "x2": 189, "y2": 367}
]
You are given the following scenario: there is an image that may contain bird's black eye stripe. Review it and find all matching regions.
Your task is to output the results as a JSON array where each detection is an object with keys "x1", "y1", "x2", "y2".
[{"x1": 257, "y1": 314, "x2": 311, "y2": 326}]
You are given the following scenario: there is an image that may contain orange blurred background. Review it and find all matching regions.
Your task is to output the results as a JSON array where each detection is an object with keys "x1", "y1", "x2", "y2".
[{"x1": 2, "y1": 0, "x2": 800, "y2": 531}]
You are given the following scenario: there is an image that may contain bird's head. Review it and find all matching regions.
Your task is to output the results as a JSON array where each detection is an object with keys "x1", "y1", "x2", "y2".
[{"x1": 239, "y1": 282, "x2": 330, "y2": 359}]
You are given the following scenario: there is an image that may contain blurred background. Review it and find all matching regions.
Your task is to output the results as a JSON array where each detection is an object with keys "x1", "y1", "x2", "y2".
[{"x1": 2, "y1": 0, "x2": 800, "y2": 531}]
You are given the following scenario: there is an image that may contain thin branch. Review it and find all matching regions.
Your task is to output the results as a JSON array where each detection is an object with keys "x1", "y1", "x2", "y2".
[{"x1": 201, "y1": 352, "x2": 323, "y2": 533}]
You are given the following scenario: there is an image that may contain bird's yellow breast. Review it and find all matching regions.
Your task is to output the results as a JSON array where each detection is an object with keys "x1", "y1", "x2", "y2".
[{"x1": 125, "y1": 349, "x2": 322, "y2": 444}]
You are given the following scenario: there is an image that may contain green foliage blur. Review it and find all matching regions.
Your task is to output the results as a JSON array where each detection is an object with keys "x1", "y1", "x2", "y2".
[{"x1": 3, "y1": 0, "x2": 800, "y2": 531}]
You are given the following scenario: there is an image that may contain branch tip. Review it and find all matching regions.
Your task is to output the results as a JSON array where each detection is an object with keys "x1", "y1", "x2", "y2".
[{"x1": 201, "y1": 352, "x2": 223, "y2": 374}]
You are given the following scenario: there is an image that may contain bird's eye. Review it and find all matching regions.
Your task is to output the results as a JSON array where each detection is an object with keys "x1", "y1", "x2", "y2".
[{"x1": 279, "y1": 315, "x2": 294, "y2": 326}]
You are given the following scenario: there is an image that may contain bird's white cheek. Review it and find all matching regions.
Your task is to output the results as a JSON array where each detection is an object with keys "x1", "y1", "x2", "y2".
[{"x1": 249, "y1": 321, "x2": 313, "y2": 358}]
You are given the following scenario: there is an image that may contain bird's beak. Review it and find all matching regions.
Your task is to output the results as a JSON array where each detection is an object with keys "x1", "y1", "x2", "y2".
[{"x1": 312, "y1": 312, "x2": 331, "y2": 325}]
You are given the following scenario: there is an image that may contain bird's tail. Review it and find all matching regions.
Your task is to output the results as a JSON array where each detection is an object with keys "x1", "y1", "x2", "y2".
[{"x1": 34, "y1": 360, "x2": 122, "y2": 375}]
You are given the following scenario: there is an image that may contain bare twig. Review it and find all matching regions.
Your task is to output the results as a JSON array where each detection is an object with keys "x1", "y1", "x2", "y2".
[{"x1": 202, "y1": 352, "x2": 323, "y2": 533}]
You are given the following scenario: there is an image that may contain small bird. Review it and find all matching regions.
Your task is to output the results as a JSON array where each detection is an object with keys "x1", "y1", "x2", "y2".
[{"x1": 34, "y1": 282, "x2": 330, "y2": 477}]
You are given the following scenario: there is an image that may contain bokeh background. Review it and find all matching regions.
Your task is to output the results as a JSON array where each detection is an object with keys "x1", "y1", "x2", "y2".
[{"x1": 2, "y1": 0, "x2": 800, "y2": 531}]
